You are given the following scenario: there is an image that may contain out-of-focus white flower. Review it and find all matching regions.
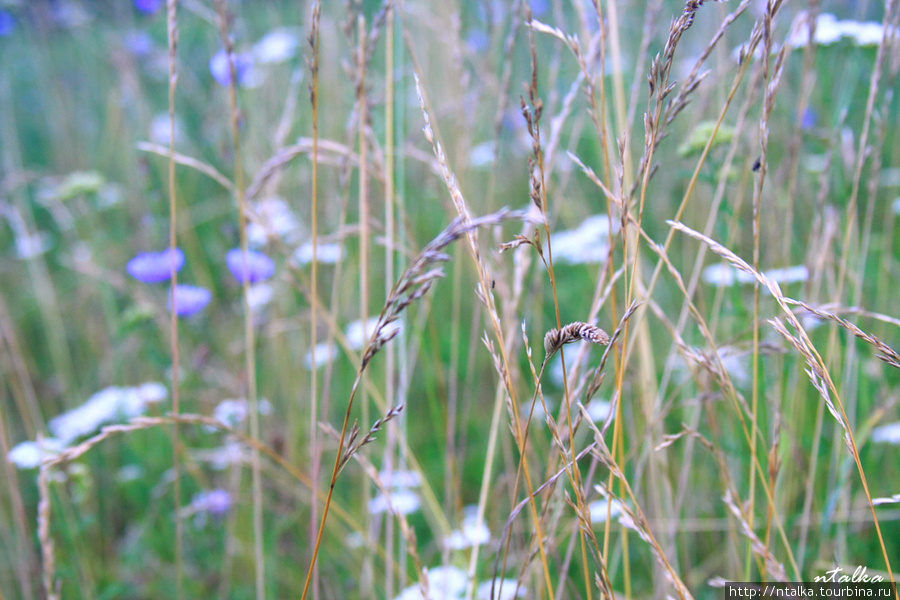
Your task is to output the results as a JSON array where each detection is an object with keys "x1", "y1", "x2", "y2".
[
  {"x1": 193, "y1": 441, "x2": 248, "y2": 470},
  {"x1": 394, "y1": 566, "x2": 468, "y2": 600},
  {"x1": 588, "y1": 497, "x2": 625, "y2": 524},
  {"x1": 702, "y1": 263, "x2": 746, "y2": 287},
  {"x1": 48, "y1": 383, "x2": 167, "y2": 444},
  {"x1": 477, "y1": 580, "x2": 526, "y2": 600},
  {"x1": 735, "y1": 13, "x2": 897, "y2": 61},
  {"x1": 469, "y1": 141, "x2": 496, "y2": 168},
  {"x1": 212, "y1": 398, "x2": 272, "y2": 429},
  {"x1": 787, "y1": 13, "x2": 895, "y2": 48},
  {"x1": 346, "y1": 317, "x2": 402, "y2": 350},
  {"x1": 117, "y1": 464, "x2": 144, "y2": 482},
  {"x1": 346, "y1": 317, "x2": 379, "y2": 349},
  {"x1": 872, "y1": 422, "x2": 900, "y2": 445},
  {"x1": 15, "y1": 231, "x2": 53, "y2": 259},
  {"x1": 293, "y1": 241, "x2": 343, "y2": 265},
  {"x1": 393, "y1": 565, "x2": 524, "y2": 600},
  {"x1": 581, "y1": 400, "x2": 612, "y2": 422},
  {"x1": 445, "y1": 510, "x2": 491, "y2": 550},
  {"x1": 368, "y1": 488, "x2": 420, "y2": 515},
  {"x1": 765, "y1": 265, "x2": 810, "y2": 284},
  {"x1": 379, "y1": 469, "x2": 422, "y2": 489},
  {"x1": 550, "y1": 214, "x2": 617, "y2": 264},
  {"x1": 873, "y1": 494, "x2": 900, "y2": 506},
  {"x1": 247, "y1": 197, "x2": 303, "y2": 247},
  {"x1": 8, "y1": 438, "x2": 65, "y2": 469},
  {"x1": 247, "y1": 283, "x2": 274, "y2": 312},
  {"x1": 149, "y1": 113, "x2": 183, "y2": 146},
  {"x1": 680, "y1": 345, "x2": 751, "y2": 387},
  {"x1": 702, "y1": 263, "x2": 808, "y2": 287},
  {"x1": 719, "y1": 347, "x2": 750, "y2": 386},
  {"x1": 253, "y1": 28, "x2": 300, "y2": 64},
  {"x1": 304, "y1": 342, "x2": 338, "y2": 369},
  {"x1": 892, "y1": 197, "x2": 900, "y2": 216}
]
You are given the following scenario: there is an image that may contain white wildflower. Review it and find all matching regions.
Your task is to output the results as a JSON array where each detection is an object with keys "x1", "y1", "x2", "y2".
[
  {"x1": 293, "y1": 241, "x2": 344, "y2": 265},
  {"x1": 872, "y1": 422, "x2": 900, "y2": 445},
  {"x1": 253, "y1": 28, "x2": 299, "y2": 64},
  {"x1": 8, "y1": 438, "x2": 65, "y2": 469},
  {"x1": 550, "y1": 214, "x2": 617, "y2": 264},
  {"x1": 368, "y1": 488, "x2": 420, "y2": 515}
]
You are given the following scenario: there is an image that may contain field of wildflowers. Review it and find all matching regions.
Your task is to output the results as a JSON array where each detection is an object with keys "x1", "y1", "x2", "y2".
[{"x1": 2, "y1": 0, "x2": 900, "y2": 599}]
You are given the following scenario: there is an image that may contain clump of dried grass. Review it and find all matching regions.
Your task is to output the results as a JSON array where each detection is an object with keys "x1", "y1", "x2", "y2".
[
  {"x1": 669, "y1": 219, "x2": 895, "y2": 583},
  {"x1": 301, "y1": 207, "x2": 522, "y2": 600}
]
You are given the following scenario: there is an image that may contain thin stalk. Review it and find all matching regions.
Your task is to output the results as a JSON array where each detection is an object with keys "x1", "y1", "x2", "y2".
[
  {"x1": 355, "y1": 13, "x2": 375, "y2": 597},
  {"x1": 214, "y1": 1, "x2": 265, "y2": 597},
  {"x1": 307, "y1": 2, "x2": 322, "y2": 599},
  {"x1": 164, "y1": 2, "x2": 183, "y2": 597},
  {"x1": 747, "y1": 2, "x2": 780, "y2": 579},
  {"x1": 383, "y1": 5, "x2": 397, "y2": 598}
]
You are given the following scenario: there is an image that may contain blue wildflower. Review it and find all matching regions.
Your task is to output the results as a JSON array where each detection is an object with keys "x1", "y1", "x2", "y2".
[
  {"x1": 168, "y1": 284, "x2": 212, "y2": 317},
  {"x1": 226, "y1": 248, "x2": 275, "y2": 283},
  {"x1": 530, "y1": 0, "x2": 549, "y2": 17},
  {"x1": 189, "y1": 488, "x2": 232, "y2": 527},
  {"x1": 127, "y1": 248, "x2": 185, "y2": 283},
  {"x1": 134, "y1": 0, "x2": 162, "y2": 14},
  {"x1": 0, "y1": 10, "x2": 15, "y2": 36},
  {"x1": 467, "y1": 29, "x2": 490, "y2": 53},
  {"x1": 801, "y1": 107, "x2": 818, "y2": 130},
  {"x1": 209, "y1": 49, "x2": 258, "y2": 88},
  {"x1": 193, "y1": 488, "x2": 232, "y2": 517}
]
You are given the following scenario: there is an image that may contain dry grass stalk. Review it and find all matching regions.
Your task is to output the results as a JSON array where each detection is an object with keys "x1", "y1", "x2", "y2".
[
  {"x1": 581, "y1": 408, "x2": 693, "y2": 600},
  {"x1": 338, "y1": 403, "x2": 405, "y2": 474},
  {"x1": 164, "y1": 0, "x2": 184, "y2": 596},
  {"x1": 306, "y1": 2, "x2": 322, "y2": 598},
  {"x1": 791, "y1": 301, "x2": 900, "y2": 370},
  {"x1": 669, "y1": 219, "x2": 894, "y2": 582},
  {"x1": 303, "y1": 208, "x2": 521, "y2": 600},
  {"x1": 417, "y1": 63, "x2": 561, "y2": 597},
  {"x1": 245, "y1": 138, "x2": 358, "y2": 201},
  {"x1": 38, "y1": 463, "x2": 57, "y2": 600},
  {"x1": 491, "y1": 442, "x2": 599, "y2": 596},
  {"x1": 328, "y1": 431, "x2": 427, "y2": 597},
  {"x1": 363, "y1": 209, "x2": 517, "y2": 369},
  {"x1": 722, "y1": 489, "x2": 788, "y2": 581},
  {"x1": 136, "y1": 142, "x2": 234, "y2": 192},
  {"x1": 212, "y1": 1, "x2": 265, "y2": 597}
]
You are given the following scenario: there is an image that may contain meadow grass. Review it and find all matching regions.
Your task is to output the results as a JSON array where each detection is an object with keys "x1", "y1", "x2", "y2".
[{"x1": 2, "y1": 0, "x2": 900, "y2": 599}]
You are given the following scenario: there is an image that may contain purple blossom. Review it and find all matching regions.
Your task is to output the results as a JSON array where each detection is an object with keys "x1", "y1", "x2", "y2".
[
  {"x1": 134, "y1": 0, "x2": 162, "y2": 14},
  {"x1": 0, "y1": 10, "x2": 15, "y2": 36},
  {"x1": 192, "y1": 488, "x2": 232, "y2": 518},
  {"x1": 801, "y1": 107, "x2": 818, "y2": 130},
  {"x1": 209, "y1": 49, "x2": 258, "y2": 88},
  {"x1": 467, "y1": 29, "x2": 490, "y2": 53},
  {"x1": 530, "y1": 0, "x2": 549, "y2": 17},
  {"x1": 127, "y1": 248, "x2": 185, "y2": 283},
  {"x1": 168, "y1": 284, "x2": 212, "y2": 317},
  {"x1": 189, "y1": 488, "x2": 233, "y2": 527},
  {"x1": 226, "y1": 248, "x2": 275, "y2": 283}
]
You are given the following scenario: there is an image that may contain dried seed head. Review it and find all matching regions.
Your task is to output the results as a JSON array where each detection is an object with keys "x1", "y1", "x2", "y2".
[{"x1": 544, "y1": 321, "x2": 611, "y2": 359}]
